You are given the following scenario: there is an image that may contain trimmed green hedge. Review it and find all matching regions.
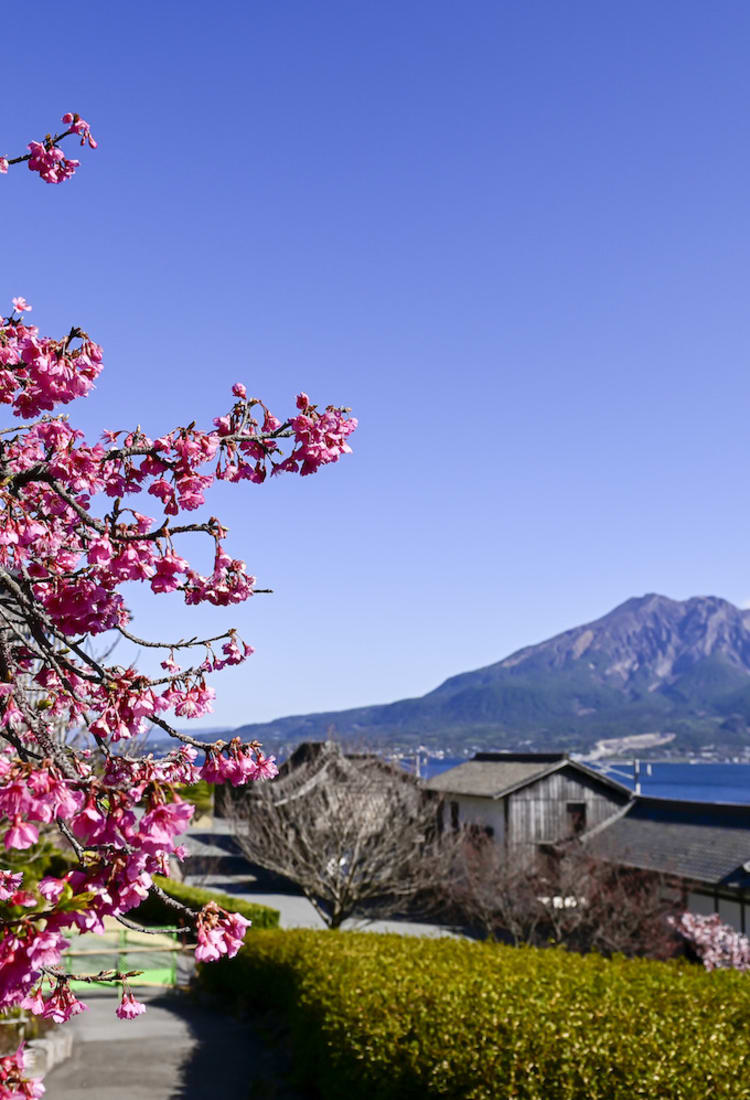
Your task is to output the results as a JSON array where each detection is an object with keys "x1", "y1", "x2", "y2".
[
  {"x1": 130, "y1": 875, "x2": 279, "y2": 930},
  {"x1": 198, "y1": 929, "x2": 750, "y2": 1099}
]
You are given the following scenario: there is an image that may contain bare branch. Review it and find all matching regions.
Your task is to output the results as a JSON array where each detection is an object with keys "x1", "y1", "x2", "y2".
[
  {"x1": 117, "y1": 626, "x2": 235, "y2": 650},
  {"x1": 231, "y1": 741, "x2": 445, "y2": 929},
  {"x1": 115, "y1": 913, "x2": 184, "y2": 936}
]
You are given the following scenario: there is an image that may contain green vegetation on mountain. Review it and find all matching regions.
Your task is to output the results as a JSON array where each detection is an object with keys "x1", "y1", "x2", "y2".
[{"x1": 234, "y1": 594, "x2": 750, "y2": 755}]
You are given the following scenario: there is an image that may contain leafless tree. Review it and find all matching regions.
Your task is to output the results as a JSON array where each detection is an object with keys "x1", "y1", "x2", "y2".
[
  {"x1": 232, "y1": 741, "x2": 447, "y2": 929},
  {"x1": 447, "y1": 833, "x2": 680, "y2": 958},
  {"x1": 567, "y1": 854, "x2": 681, "y2": 959},
  {"x1": 444, "y1": 829, "x2": 545, "y2": 944}
]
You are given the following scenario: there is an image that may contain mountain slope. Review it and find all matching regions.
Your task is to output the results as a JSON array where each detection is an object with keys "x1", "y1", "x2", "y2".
[{"x1": 234, "y1": 594, "x2": 750, "y2": 754}]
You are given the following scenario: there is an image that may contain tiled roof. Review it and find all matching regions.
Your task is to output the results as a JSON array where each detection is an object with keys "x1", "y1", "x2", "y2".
[
  {"x1": 587, "y1": 798, "x2": 750, "y2": 885},
  {"x1": 424, "y1": 759, "x2": 561, "y2": 798},
  {"x1": 423, "y1": 753, "x2": 629, "y2": 800}
]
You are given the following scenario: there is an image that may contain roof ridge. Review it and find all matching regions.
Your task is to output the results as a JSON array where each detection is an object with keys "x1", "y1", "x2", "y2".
[{"x1": 580, "y1": 799, "x2": 633, "y2": 841}]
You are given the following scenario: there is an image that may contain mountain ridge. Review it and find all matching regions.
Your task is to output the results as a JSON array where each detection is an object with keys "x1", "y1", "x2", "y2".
[{"x1": 234, "y1": 594, "x2": 750, "y2": 756}]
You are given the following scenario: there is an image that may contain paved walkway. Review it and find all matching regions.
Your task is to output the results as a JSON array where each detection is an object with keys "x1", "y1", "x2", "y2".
[
  {"x1": 187, "y1": 873, "x2": 460, "y2": 936},
  {"x1": 183, "y1": 820, "x2": 460, "y2": 937},
  {"x1": 43, "y1": 989, "x2": 295, "y2": 1100},
  {"x1": 45, "y1": 832, "x2": 459, "y2": 1099}
]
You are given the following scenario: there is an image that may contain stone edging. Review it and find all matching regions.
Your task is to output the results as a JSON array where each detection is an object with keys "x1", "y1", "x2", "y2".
[{"x1": 25, "y1": 1029, "x2": 74, "y2": 1080}]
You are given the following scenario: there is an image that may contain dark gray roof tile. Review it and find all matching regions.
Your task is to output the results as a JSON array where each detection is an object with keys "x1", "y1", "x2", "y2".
[{"x1": 587, "y1": 799, "x2": 750, "y2": 885}]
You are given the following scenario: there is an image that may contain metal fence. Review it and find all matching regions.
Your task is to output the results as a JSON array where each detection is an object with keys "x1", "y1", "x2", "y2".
[{"x1": 64, "y1": 921, "x2": 185, "y2": 989}]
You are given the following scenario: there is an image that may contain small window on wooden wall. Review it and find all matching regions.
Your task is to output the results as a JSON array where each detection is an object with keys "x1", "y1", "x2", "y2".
[
  {"x1": 450, "y1": 801, "x2": 460, "y2": 831},
  {"x1": 566, "y1": 802, "x2": 586, "y2": 835}
]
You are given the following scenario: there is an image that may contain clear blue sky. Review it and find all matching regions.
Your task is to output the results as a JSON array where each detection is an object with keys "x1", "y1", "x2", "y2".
[{"x1": 4, "y1": 1, "x2": 750, "y2": 728}]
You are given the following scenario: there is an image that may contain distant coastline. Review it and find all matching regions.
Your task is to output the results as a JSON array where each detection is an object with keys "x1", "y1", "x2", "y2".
[{"x1": 579, "y1": 732, "x2": 677, "y2": 761}]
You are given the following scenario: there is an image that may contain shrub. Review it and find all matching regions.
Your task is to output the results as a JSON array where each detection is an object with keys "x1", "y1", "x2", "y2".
[
  {"x1": 177, "y1": 780, "x2": 214, "y2": 819},
  {"x1": 131, "y1": 876, "x2": 279, "y2": 930},
  {"x1": 0, "y1": 832, "x2": 76, "y2": 893},
  {"x1": 199, "y1": 929, "x2": 750, "y2": 1099}
]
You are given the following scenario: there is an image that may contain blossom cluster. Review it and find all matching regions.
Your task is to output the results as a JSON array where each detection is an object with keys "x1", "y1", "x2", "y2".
[
  {"x1": 0, "y1": 302, "x2": 352, "y2": 1018},
  {"x1": 670, "y1": 911, "x2": 750, "y2": 971},
  {"x1": 0, "y1": 309, "x2": 354, "y2": 637},
  {"x1": 0, "y1": 1045, "x2": 44, "y2": 1100},
  {"x1": 0, "y1": 744, "x2": 261, "y2": 1024},
  {"x1": 194, "y1": 901, "x2": 250, "y2": 961},
  {"x1": 0, "y1": 116, "x2": 355, "y2": 1100},
  {"x1": 0, "y1": 113, "x2": 96, "y2": 184}
]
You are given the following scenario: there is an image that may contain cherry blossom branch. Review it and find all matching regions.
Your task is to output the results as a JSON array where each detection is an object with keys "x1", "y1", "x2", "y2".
[
  {"x1": 41, "y1": 967, "x2": 142, "y2": 984},
  {"x1": 5, "y1": 127, "x2": 80, "y2": 166},
  {"x1": 54, "y1": 818, "x2": 86, "y2": 861},
  {"x1": 116, "y1": 626, "x2": 238, "y2": 650},
  {"x1": 115, "y1": 913, "x2": 183, "y2": 936},
  {"x1": 0, "y1": 118, "x2": 356, "y2": 1058},
  {"x1": 150, "y1": 882, "x2": 197, "y2": 917},
  {"x1": 146, "y1": 713, "x2": 217, "y2": 751},
  {"x1": 1, "y1": 114, "x2": 96, "y2": 181},
  {"x1": 99, "y1": 426, "x2": 294, "y2": 464},
  {"x1": 0, "y1": 568, "x2": 105, "y2": 681}
]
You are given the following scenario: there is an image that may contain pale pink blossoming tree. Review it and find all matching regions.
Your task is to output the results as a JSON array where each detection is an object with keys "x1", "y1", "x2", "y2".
[
  {"x1": 670, "y1": 911, "x2": 750, "y2": 971},
  {"x1": 0, "y1": 115, "x2": 356, "y2": 1099}
]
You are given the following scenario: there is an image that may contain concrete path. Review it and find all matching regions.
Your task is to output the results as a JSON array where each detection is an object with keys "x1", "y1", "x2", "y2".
[
  {"x1": 43, "y1": 989, "x2": 293, "y2": 1100},
  {"x1": 44, "y1": 838, "x2": 459, "y2": 1099},
  {"x1": 187, "y1": 873, "x2": 460, "y2": 937},
  {"x1": 183, "y1": 820, "x2": 460, "y2": 938}
]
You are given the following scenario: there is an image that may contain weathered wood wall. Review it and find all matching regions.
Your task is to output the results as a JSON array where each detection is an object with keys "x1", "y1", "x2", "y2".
[
  {"x1": 507, "y1": 766, "x2": 626, "y2": 848},
  {"x1": 452, "y1": 765, "x2": 627, "y2": 852}
]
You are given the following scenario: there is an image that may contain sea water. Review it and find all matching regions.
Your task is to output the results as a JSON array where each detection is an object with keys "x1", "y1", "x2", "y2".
[
  {"x1": 418, "y1": 756, "x2": 750, "y2": 804},
  {"x1": 588, "y1": 761, "x2": 750, "y2": 804}
]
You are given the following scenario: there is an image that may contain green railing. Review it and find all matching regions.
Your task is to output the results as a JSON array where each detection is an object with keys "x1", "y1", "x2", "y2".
[{"x1": 64, "y1": 921, "x2": 184, "y2": 989}]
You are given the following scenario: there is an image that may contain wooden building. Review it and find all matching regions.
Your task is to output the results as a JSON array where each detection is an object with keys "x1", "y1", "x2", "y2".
[
  {"x1": 426, "y1": 752, "x2": 750, "y2": 933},
  {"x1": 424, "y1": 752, "x2": 630, "y2": 859},
  {"x1": 585, "y1": 796, "x2": 750, "y2": 933}
]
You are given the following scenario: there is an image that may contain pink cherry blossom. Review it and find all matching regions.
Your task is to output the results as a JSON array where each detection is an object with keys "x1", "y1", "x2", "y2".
[
  {"x1": 4, "y1": 818, "x2": 39, "y2": 851},
  {"x1": 40, "y1": 983, "x2": 87, "y2": 1024},
  {"x1": 0, "y1": 117, "x2": 355, "y2": 1078},
  {"x1": 61, "y1": 113, "x2": 97, "y2": 149},
  {"x1": 116, "y1": 989, "x2": 146, "y2": 1019},
  {"x1": 195, "y1": 902, "x2": 250, "y2": 961},
  {"x1": 27, "y1": 141, "x2": 80, "y2": 185},
  {"x1": 0, "y1": 871, "x2": 22, "y2": 901},
  {"x1": 0, "y1": 1044, "x2": 45, "y2": 1099},
  {"x1": 670, "y1": 911, "x2": 750, "y2": 971},
  {"x1": 251, "y1": 751, "x2": 279, "y2": 781}
]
